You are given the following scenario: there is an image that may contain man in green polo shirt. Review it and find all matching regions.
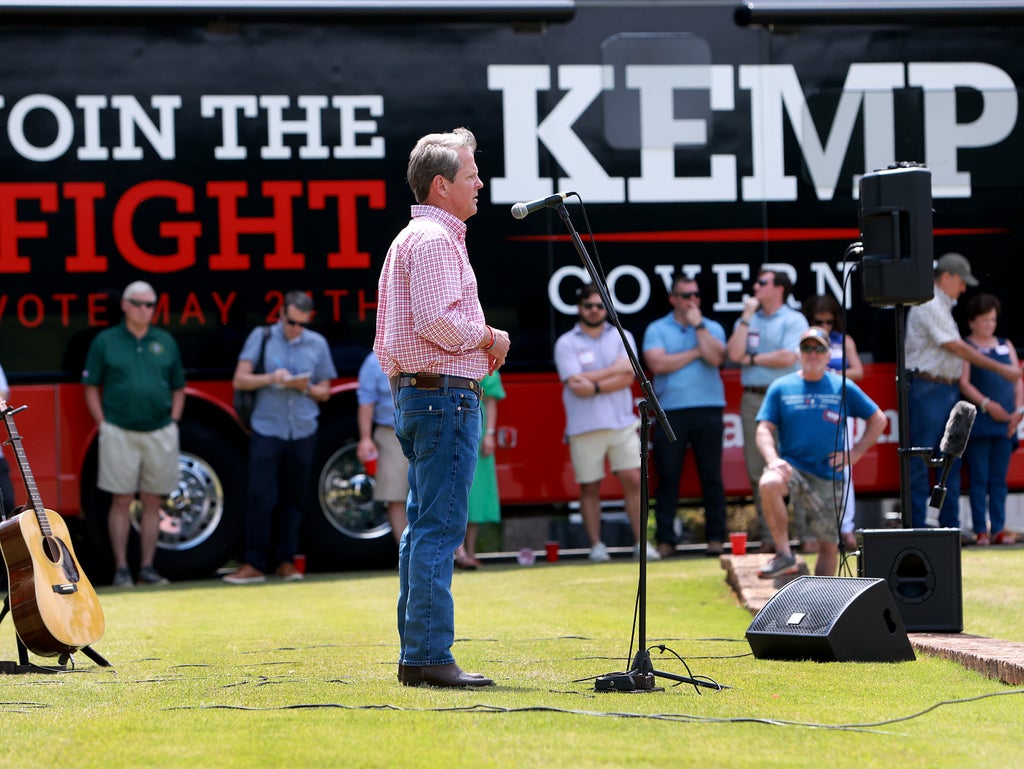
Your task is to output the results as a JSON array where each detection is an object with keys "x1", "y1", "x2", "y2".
[{"x1": 83, "y1": 281, "x2": 185, "y2": 587}]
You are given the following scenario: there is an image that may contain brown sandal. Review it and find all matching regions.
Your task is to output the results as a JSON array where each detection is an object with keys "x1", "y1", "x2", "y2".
[{"x1": 454, "y1": 547, "x2": 478, "y2": 570}]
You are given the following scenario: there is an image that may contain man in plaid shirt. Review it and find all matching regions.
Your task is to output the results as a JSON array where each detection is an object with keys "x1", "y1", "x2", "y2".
[{"x1": 375, "y1": 127, "x2": 509, "y2": 689}]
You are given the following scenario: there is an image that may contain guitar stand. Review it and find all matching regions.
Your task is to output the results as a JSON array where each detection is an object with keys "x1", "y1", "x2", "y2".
[{"x1": 0, "y1": 592, "x2": 110, "y2": 673}]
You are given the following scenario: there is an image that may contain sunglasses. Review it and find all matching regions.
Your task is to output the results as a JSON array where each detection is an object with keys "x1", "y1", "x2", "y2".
[
  {"x1": 755, "y1": 279, "x2": 772, "y2": 287},
  {"x1": 813, "y1": 317, "x2": 835, "y2": 326},
  {"x1": 581, "y1": 302, "x2": 605, "y2": 311},
  {"x1": 799, "y1": 344, "x2": 828, "y2": 353},
  {"x1": 672, "y1": 291, "x2": 700, "y2": 299},
  {"x1": 285, "y1": 318, "x2": 311, "y2": 328},
  {"x1": 127, "y1": 298, "x2": 156, "y2": 309}
]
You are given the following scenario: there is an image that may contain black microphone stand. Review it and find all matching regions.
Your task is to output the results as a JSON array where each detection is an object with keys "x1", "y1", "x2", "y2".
[{"x1": 550, "y1": 201, "x2": 720, "y2": 692}]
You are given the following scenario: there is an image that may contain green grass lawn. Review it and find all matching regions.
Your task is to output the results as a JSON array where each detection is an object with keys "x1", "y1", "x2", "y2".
[{"x1": 1, "y1": 550, "x2": 1022, "y2": 769}]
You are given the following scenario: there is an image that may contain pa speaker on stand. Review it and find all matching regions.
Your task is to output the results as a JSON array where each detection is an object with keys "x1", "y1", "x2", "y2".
[{"x1": 859, "y1": 162, "x2": 934, "y2": 307}]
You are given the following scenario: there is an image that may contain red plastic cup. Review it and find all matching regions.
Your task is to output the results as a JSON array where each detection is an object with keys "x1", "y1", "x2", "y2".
[
  {"x1": 293, "y1": 553, "x2": 307, "y2": 574},
  {"x1": 364, "y1": 454, "x2": 378, "y2": 476},
  {"x1": 545, "y1": 541, "x2": 559, "y2": 563},
  {"x1": 729, "y1": 532, "x2": 748, "y2": 556}
]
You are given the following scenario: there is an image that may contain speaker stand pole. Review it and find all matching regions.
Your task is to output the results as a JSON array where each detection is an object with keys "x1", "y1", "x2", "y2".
[
  {"x1": 893, "y1": 304, "x2": 947, "y2": 526},
  {"x1": 894, "y1": 303, "x2": 913, "y2": 527}
]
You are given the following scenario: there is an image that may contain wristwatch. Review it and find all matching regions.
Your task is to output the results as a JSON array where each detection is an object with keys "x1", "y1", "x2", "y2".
[{"x1": 694, "y1": 322, "x2": 706, "y2": 331}]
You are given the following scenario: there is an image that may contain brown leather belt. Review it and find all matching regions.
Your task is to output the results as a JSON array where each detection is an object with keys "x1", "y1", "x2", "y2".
[
  {"x1": 744, "y1": 385, "x2": 768, "y2": 394},
  {"x1": 393, "y1": 372, "x2": 482, "y2": 397},
  {"x1": 915, "y1": 371, "x2": 958, "y2": 386}
]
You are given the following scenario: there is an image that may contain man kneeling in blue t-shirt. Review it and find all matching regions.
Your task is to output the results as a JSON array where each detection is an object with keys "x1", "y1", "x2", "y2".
[{"x1": 754, "y1": 326, "x2": 888, "y2": 578}]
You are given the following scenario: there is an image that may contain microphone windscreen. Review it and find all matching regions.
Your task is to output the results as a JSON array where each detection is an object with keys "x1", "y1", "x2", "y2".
[{"x1": 939, "y1": 400, "x2": 977, "y2": 457}]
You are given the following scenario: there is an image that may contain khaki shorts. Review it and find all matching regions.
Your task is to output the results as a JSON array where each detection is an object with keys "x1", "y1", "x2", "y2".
[
  {"x1": 98, "y1": 421, "x2": 179, "y2": 496},
  {"x1": 786, "y1": 468, "x2": 841, "y2": 544},
  {"x1": 373, "y1": 424, "x2": 410, "y2": 503},
  {"x1": 568, "y1": 422, "x2": 641, "y2": 484}
]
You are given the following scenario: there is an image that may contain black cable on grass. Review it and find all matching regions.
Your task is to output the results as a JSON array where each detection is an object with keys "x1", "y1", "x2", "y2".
[
  {"x1": 647, "y1": 645, "x2": 728, "y2": 692},
  {"x1": 574, "y1": 636, "x2": 753, "y2": 663},
  {"x1": 0, "y1": 701, "x2": 50, "y2": 712},
  {"x1": 172, "y1": 688, "x2": 1024, "y2": 733}
]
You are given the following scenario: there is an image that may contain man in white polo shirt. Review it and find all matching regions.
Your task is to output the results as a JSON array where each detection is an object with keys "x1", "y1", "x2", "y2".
[{"x1": 554, "y1": 285, "x2": 660, "y2": 563}]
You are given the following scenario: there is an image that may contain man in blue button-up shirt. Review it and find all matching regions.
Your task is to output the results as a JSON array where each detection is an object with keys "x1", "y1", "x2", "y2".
[{"x1": 224, "y1": 291, "x2": 337, "y2": 584}]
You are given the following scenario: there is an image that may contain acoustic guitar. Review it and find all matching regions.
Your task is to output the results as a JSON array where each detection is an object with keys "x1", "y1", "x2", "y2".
[{"x1": 0, "y1": 398, "x2": 104, "y2": 658}]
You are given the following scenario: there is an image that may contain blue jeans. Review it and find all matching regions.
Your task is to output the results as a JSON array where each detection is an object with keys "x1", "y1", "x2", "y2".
[
  {"x1": 652, "y1": 407, "x2": 726, "y2": 545},
  {"x1": 908, "y1": 378, "x2": 961, "y2": 528},
  {"x1": 245, "y1": 431, "x2": 317, "y2": 572},
  {"x1": 964, "y1": 435, "x2": 1013, "y2": 535},
  {"x1": 394, "y1": 384, "x2": 481, "y2": 666}
]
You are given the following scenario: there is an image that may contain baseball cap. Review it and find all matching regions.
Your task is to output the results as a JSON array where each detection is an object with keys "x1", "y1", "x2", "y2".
[
  {"x1": 799, "y1": 326, "x2": 831, "y2": 350},
  {"x1": 936, "y1": 252, "x2": 978, "y2": 287}
]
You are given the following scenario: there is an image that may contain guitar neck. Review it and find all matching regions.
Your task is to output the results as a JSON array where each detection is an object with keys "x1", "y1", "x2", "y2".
[{"x1": 1, "y1": 403, "x2": 52, "y2": 537}]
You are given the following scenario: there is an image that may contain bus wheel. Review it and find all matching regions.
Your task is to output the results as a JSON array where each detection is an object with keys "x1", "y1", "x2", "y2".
[
  {"x1": 152, "y1": 420, "x2": 247, "y2": 579},
  {"x1": 302, "y1": 427, "x2": 398, "y2": 571}
]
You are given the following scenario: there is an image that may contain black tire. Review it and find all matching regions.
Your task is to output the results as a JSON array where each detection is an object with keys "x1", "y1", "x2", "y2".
[
  {"x1": 301, "y1": 418, "x2": 398, "y2": 571},
  {"x1": 154, "y1": 420, "x2": 247, "y2": 580}
]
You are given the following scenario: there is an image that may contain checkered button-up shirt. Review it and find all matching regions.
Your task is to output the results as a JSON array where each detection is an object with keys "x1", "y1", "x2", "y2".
[
  {"x1": 374, "y1": 205, "x2": 488, "y2": 379},
  {"x1": 905, "y1": 286, "x2": 963, "y2": 380}
]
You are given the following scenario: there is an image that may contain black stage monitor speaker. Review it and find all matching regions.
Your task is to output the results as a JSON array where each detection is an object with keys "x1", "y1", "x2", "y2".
[
  {"x1": 859, "y1": 163, "x2": 934, "y2": 306},
  {"x1": 858, "y1": 528, "x2": 963, "y2": 633},
  {"x1": 746, "y1": 576, "x2": 915, "y2": 662}
]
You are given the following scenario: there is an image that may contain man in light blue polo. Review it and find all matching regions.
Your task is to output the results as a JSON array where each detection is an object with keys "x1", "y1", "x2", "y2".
[
  {"x1": 554, "y1": 284, "x2": 660, "y2": 563},
  {"x1": 726, "y1": 268, "x2": 808, "y2": 551},
  {"x1": 643, "y1": 275, "x2": 728, "y2": 557}
]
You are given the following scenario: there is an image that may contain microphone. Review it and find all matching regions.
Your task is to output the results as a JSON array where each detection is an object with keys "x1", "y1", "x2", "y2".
[
  {"x1": 929, "y1": 400, "x2": 977, "y2": 509},
  {"x1": 510, "y1": 191, "x2": 574, "y2": 220}
]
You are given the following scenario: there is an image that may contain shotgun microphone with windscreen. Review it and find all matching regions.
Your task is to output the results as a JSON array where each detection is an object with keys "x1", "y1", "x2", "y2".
[
  {"x1": 510, "y1": 191, "x2": 574, "y2": 220},
  {"x1": 929, "y1": 400, "x2": 976, "y2": 509}
]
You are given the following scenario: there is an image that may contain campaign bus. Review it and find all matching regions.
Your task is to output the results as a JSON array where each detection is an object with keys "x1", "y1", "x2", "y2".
[{"x1": 1, "y1": 0, "x2": 1022, "y2": 578}]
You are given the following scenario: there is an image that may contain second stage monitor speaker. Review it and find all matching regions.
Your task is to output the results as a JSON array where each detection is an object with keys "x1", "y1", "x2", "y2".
[{"x1": 858, "y1": 528, "x2": 963, "y2": 633}]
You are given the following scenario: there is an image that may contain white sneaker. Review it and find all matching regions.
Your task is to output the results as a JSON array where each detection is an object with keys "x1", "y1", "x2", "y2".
[
  {"x1": 588, "y1": 542, "x2": 611, "y2": 563},
  {"x1": 636, "y1": 542, "x2": 661, "y2": 561}
]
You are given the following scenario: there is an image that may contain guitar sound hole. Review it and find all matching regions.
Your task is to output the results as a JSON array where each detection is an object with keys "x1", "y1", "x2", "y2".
[{"x1": 43, "y1": 536, "x2": 62, "y2": 564}]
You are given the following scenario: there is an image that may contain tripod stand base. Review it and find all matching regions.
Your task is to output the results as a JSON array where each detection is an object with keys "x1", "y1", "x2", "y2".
[
  {"x1": 594, "y1": 670, "x2": 663, "y2": 692},
  {"x1": 0, "y1": 659, "x2": 67, "y2": 675},
  {"x1": 594, "y1": 650, "x2": 727, "y2": 692}
]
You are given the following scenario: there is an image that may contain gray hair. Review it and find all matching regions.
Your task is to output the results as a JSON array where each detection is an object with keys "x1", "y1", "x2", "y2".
[
  {"x1": 122, "y1": 280, "x2": 156, "y2": 300},
  {"x1": 406, "y1": 127, "x2": 477, "y2": 204},
  {"x1": 284, "y1": 290, "x2": 314, "y2": 313}
]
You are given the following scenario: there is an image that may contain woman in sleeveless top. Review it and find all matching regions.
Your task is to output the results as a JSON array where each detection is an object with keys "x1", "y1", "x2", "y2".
[{"x1": 958, "y1": 293, "x2": 1023, "y2": 545}]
